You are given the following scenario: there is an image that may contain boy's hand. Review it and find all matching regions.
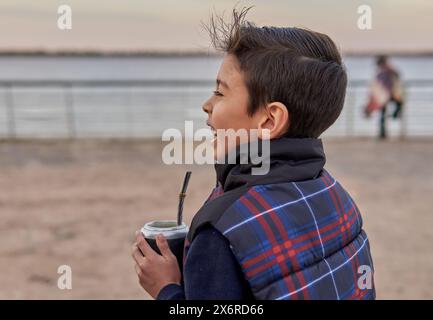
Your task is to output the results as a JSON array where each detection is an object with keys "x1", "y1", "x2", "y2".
[{"x1": 132, "y1": 231, "x2": 181, "y2": 299}]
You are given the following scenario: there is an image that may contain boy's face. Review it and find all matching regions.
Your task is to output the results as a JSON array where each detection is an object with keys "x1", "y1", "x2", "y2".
[{"x1": 202, "y1": 54, "x2": 264, "y2": 160}]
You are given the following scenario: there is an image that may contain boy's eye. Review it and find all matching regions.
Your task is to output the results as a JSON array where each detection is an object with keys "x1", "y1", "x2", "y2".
[{"x1": 213, "y1": 90, "x2": 223, "y2": 97}]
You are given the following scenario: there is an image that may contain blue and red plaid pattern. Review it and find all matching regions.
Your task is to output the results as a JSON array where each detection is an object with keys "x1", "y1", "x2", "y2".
[
  {"x1": 186, "y1": 169, "x2": 375, "y2": 300},
  {"x1": 183, "y1": 168, "x2": 375, "y2": 300}
]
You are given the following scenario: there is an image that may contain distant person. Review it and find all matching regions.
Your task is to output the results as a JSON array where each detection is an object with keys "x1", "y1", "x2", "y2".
[
  {"x1": 364, "y1": 55, "x2": 404, "y2": 139},
  {"x1": 132, "y1": 7, "x2": 376, "y2": 300}
]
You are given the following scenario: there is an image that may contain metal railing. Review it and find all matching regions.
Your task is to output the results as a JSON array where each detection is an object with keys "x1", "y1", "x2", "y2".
[{"x1": 0, "y1": 79, "x2": 432, "y2": 139}]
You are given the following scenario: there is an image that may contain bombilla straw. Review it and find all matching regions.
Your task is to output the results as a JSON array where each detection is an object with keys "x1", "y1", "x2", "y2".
[{"x1": 177, "y1": 171, "x2": 192, "y2": 226}]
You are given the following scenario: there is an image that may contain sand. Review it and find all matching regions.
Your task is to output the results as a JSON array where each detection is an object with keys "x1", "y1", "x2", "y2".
[{"x1": 0, "y1": 138, "x2": 432, "y2": 299}]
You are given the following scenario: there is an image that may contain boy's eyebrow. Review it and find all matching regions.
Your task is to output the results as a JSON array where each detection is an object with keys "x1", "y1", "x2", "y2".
[{"x1": 216, "y1": 78, "x2": 229, "y2": 89}]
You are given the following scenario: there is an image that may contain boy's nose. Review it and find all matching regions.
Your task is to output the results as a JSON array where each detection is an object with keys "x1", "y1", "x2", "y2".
[{"x1": 202, "y1": 99, "x2": 212, "y2": 115}]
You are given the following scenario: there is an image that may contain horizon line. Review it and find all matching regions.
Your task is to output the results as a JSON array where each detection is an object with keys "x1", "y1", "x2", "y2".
[{"x1": 1, "y1": 49, "x2": 433, "y2": 58}]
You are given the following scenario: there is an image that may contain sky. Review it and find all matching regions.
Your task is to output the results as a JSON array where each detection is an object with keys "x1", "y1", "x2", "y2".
[{"x1": 0, "y1": 0, "x2": 432, "y2": 53}]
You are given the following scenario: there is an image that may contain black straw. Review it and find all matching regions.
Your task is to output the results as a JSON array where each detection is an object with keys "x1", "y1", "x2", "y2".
[{"x1": 177, "y1": 171, "x2": 192, "y2": 226}]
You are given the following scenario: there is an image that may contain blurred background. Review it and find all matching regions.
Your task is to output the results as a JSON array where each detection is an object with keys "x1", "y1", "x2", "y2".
[{"x1": 0, "y1": 0, "x2": 432, "y2": 299}]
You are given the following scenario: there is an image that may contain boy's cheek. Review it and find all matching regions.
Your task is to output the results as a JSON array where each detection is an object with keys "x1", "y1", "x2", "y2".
[{"x1": 212, "y1": 101, "x2": 242, "y2": 127}]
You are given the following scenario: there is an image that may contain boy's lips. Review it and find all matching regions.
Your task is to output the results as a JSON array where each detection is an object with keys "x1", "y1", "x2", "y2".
[{"x1": 206, "y1": 121, "x2": 217, "y2": 137}]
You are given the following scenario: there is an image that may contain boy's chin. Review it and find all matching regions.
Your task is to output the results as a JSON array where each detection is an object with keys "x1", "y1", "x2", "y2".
[
  {"x1": 212, "y1": 138, "x2": 224, "y2": 162},
  {"x1": 212, "y1": 138, "x2": 222, "y2": 162},
  {"x1": 212, "y1": 138, "x2": 238, "y2": 163}
]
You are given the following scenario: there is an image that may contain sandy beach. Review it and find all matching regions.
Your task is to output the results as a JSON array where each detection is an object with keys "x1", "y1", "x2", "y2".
[{"x1": 0, "y1": 138, "x2": 432, "y2": 299}]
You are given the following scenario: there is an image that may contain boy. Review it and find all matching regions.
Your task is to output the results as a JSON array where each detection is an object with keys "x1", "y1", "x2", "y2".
[{"x1": 131, "y1": 8, "x2": 375, "y2": 300}]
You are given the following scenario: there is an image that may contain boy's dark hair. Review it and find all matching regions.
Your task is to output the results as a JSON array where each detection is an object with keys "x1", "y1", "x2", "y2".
[{"x1": 204, "y1": 7, "x2": 347, "y2": 138}]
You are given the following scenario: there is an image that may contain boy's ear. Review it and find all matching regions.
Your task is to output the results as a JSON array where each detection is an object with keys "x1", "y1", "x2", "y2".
[{"x1": 257, "y1": 102, "x2": 290, "y2": 139}]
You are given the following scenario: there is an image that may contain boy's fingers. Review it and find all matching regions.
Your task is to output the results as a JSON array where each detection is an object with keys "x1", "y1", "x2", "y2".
[
  {"x1": 134, "y1": 263, "x2": 142, "y2": 276},
  {"x1": 135, "y1": 263, "x2": 150, "y2": 284},
  {"x1": 156, "y1": 234, "x2": 174, "y2": 258},
  {"x1": 135, "y1": 232, "x2": 157, "y2": 259},
  {"x1": 131, "y1": 244, "x2": 145, "y2": 264}
]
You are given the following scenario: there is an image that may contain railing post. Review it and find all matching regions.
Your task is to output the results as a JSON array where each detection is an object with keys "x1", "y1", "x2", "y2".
[
  {"x1": 400, "y1": 84, "x2": 408, "y2": 140},
  {"x1": 5, "y1": 83, "x2": 16, "y2": 139},
  {"x1": 63, "y1": 83, "x2": 76, "y2": 139},
  {"x1": 125, "y1": 87, "x2": 133, "y2": 138}
]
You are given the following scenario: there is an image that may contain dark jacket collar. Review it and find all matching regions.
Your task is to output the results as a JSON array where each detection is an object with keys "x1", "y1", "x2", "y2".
[{"x1": 214, "y1": 137, "x2": 326, "y2": 192}]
